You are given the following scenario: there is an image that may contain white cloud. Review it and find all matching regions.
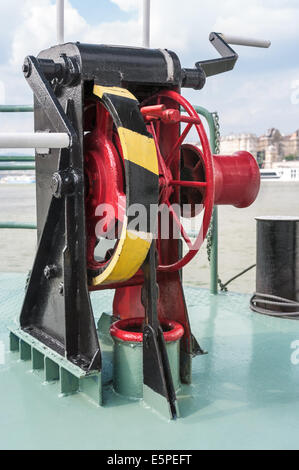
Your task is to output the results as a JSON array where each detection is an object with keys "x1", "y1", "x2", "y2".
[
  {"x1": 9, "y1": 0, "x2": 142, "y2": 69},
  {"x1": 110, "y1": 0, "x2": 139, "y2": 12},
  {"x1": 80, "y1": 20, "x2": 141, "y2": 47},
  {"x1": 0, "y1": 0, "x2": 298, "y2": 136},
  {"x1": 214, "y1": 5, "x2": 299, "y2": 42},
  {"x1": 10, "y1": 0, "x2": 87, "y2": 67}
]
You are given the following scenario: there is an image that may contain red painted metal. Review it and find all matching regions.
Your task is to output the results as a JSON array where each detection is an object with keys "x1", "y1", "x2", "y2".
[
  {"x1": 110, "y1": 317, "x2": 184, "y2": 343},
  {"x1": 170, "y1": 180, "x2": 208, "y2": 189},
  {"x1": 180, "y1": 144, "x2": 260, "y2": 208},
  {"x1": 213, "y1": 151, "x2": 261, "y2": 208},
  {"x1": 85, "y1": 90, "x2": 261, "y2": 385},
  {"x1": 142, "y1": 90, "x2": 215, "y2": 273},
  {"x1": 140, "y1": 104, "x2": 166, "y2": 120},
  {"x1": 141, "y1": 104, "x2": 201, "y2": 125},
  {"x1": 142, "y1": 91, "x2": 260, "y2": 272},
  {"x1": 86, "y1": 93, "x2": 260, "y2": 285},
  {"x1": 85, "y1": 102, "x2": 125, "y2": 272}
]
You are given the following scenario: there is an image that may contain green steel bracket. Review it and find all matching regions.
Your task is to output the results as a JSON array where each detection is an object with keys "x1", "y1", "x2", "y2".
[
  {"x1": 97, "y1": 313, "x2": 114, "y2": 338},
  {"x1": 9, "y1": 327, "x2": 102, "y2": 405}
]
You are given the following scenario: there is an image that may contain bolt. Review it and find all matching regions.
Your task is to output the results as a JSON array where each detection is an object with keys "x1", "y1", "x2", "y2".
[
  {"x1": 22, "y1": 58, "x2": 31, "y2": 78},
  {"x1": 59, "y1": 283, "x2": 64, "y2": 296},
  {"x1": 144, "y1": 331, "x2": 150, "y2": 348},
  {"x1": 44, "y1": 265, "x2": 57, "y2": 280},
  {"x1": 51, "y1": 171, "x2": 77, "y2": 198},
  {"x1": 51, "y1": 173, "x2": 62, "y2": 198}
]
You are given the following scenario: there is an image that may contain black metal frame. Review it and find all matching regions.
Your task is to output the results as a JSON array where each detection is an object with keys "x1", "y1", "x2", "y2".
[
  {"x1": 18, "y1": 33, "x2": 241, "y2": 391},
  {"x1": 142, "y1": 243, "x2": 178, "y2": 419},
  {"x1": 20, "y1": 55, "x2": 101, "y2": 372}
]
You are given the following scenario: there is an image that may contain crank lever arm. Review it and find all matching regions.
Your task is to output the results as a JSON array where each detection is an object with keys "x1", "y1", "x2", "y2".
[
  {"x1": 142, "y1": 242, "x2": 179, "y2": 419},
  {"x1": 195, "y1": 32, "x2": 238, "y2": 78},
  {"x1": 192, "y1": 31, "x2": 271, "y2": 79}
]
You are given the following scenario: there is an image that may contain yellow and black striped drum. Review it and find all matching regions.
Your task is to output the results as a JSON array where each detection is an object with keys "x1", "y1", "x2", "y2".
[{"x1": 85, "y1": 85, "x2": 159, "y2": 287}]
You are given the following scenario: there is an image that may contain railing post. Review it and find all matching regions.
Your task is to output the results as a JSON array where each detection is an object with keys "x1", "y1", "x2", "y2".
[
  {"x1": 209, "y1": 208, "x2": 219, "y2": 295},
  {"x1": 142, "y1": 0, "x2": 151, "y2": 48},
  {"x1": 209, "y1": 113, "x2": 219, "y2": 295},
  {"x1": 192, "y1": 106, "x2": 219, "y2": 295},
  {"x1": 56, "y1": 0, "x2": 65, "y2": 44}
]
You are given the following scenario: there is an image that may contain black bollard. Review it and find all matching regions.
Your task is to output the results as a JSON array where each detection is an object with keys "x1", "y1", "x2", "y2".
[{"x1": 251, "y1": 217, "x2": 299, "y2": 318}]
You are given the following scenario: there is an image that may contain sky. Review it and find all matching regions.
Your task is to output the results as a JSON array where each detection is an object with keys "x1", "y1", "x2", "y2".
[{"x1": 0, "y1": 0, "x2": 298, "y2": 138}]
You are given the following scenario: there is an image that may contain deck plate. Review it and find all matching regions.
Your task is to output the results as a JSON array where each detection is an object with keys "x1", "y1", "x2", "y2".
[{"x1": 1, "y1": 273, "x2": 299, "y2": 450}]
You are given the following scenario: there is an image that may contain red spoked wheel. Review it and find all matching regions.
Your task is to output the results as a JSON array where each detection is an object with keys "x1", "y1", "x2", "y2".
[
  {"x1": 141, "y1": 90, "x2": 215, "y2": 272},
  {"x1": 84, "y1": 101, "x2": 126, "y2": 274}
]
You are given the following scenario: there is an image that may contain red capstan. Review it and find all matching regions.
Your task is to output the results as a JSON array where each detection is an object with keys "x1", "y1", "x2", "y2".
[
  {"x1": 181, "y1": 144, "x2": 260, "y2": 209},
  {"x1": 213, "y1": 151, "x2": 260, "y2": 208}
]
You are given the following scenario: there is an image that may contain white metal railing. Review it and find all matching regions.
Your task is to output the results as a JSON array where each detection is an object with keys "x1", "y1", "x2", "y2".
[
  {"x1": 0, "y1": 133, "x2": 70, "y2": 150},
  {"x1": 143, "y1": 0, "x2": 151, "y2": 48},
  {"x1": 219, "y1": 34, "x2": 271, "y2": 49},
  {"x1": 56, "y1": 0, "x2": 65, "y2": 44}
]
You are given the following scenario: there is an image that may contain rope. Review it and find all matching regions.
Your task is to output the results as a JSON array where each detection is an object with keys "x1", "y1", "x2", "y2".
[
  {"x1": 221, "y1": 264, "x2": 256, "y2": 291},
  {"x1": 250, "y1": 293, "x2": 299, "y2": 320}
]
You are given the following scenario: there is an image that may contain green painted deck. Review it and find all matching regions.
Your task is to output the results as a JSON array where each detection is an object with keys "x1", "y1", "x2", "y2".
[{"x1": 1, "y1": 272, "x2": 299, "y2": 450}]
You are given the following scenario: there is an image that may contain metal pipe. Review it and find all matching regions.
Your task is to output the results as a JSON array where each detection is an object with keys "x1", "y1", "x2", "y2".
[
  {"x1": 209, "y1": 115, "x2": 219, "y2": 296},
  {"x1": 0, "y1": 133, "x2": 69, "y2": 149},
  {"x1": 220, "y1": 34, "x2": 271, "y2": 49},
  {"x1": 0, "y1": 222, "x2": 36, "y2": 230},
  {"x1": 143, "y1": 0, "x2": 151, "y2": 48},
  {"x1": 0, "y1": 156, "x2": 34, "y2": 162},
  {"x1": 57, "y1": 0, "x2": 65, "y2": 44},
  {"x1": 210, "y1": 208, "x2": 219, "y2": 295},
  {"x1": 0, "y1": 105, "x2": 33, "y2": 113},
  {"x1": 0, "y1": 165, "x2": 35, "y2": 171},
  {"x1": 190, "y1": 106, "x2": 219, "y2": 295}
]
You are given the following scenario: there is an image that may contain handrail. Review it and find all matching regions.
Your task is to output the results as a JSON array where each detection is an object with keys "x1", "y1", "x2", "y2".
[
  {"x1": 187, "y1": 106, "x2": 219, "y2": 295},
  {"x1": 0, "y1": 105, "x2": 33, "y2": 112},
  {"x1": 0, "y1": 156, "x2": 35, "y2": 162},
  {"x1": 0, "y1": 222, "x2": 36, "y2": 229},
  {"x1": 0, "y1": 165, "x2": 35, "y2": 170}
]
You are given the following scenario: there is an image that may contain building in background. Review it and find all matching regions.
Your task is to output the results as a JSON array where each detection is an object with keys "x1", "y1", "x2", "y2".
[
  {"x1": 220, "y1": 129, "x2": 299, "y2": 168},
  {"x1": 220, "y1": 133, "x2": 258, "y2": 157}
]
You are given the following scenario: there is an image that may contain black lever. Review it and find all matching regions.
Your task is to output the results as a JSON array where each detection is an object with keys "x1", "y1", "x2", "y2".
[
  {"x1": 182, "y1": 31, "x2": 271, "y2": 88},
  {"x1": 142, "y1": 242, "x2": 179, "y2": 420},
  {"x1": 196, "y1": 32, "x2": 239, "y2": 77}
]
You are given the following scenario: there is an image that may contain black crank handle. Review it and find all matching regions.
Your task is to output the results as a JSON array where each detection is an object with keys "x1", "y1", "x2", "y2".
[{"x1": 182, "y1": 31, "x2": 271, "y2": 89}]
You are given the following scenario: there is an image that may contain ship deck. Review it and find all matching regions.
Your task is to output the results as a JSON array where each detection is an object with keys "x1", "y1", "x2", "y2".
[{"x1": 1, "y1": 272, "x2": 299, "y2": 450}]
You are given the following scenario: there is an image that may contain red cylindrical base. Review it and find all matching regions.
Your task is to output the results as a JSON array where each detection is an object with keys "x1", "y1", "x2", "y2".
[
  {"x1": 110, "y1": 318, "x2": 184, "y2": 343},
  {"x1": 214, "y1": 151, "x2": 260, "y2": 208}
]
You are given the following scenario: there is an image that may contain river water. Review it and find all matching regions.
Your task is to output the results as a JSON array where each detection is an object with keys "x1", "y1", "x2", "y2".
[{"x1": 0, "y1": 182, "x2": 298, "y2": 294}]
